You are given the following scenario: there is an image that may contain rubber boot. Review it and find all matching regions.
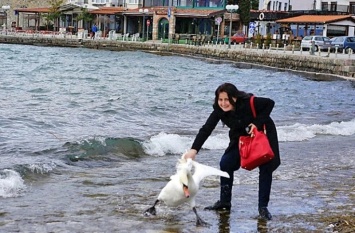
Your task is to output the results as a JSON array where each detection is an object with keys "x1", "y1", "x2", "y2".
[{"x1": 204, "y1": 185, "x2": 232, "y2": 210}]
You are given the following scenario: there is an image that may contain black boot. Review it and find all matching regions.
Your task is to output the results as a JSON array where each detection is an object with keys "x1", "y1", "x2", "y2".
[
  {"x1": 204, "y1": 185, "x2": 232, "y2": 211},
  {"x1": 258, "y1": 207, "x2": 272, "y2": 220},
  {"x1": 204, "y1": 200, "x2": 231, "y2": 210}
]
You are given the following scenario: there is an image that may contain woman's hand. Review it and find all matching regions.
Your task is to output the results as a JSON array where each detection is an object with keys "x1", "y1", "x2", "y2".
[
  {"x1": 183, "y1": 149, "x2": 197, "y2": 160},
  {"x1": 247, "y1": 123, "x2": 257, "y2": 136}
]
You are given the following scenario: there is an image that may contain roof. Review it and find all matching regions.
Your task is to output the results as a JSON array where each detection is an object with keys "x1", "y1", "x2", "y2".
[
  {"x1": 174, "y1": 8, "x2": 225, "y2": 17},
  {"x1": 89, "y1": 7, "x2": 224, "y2": 18},
  {"x1": 250, "y1": 9, "x2": 289, "y2": 14},
  {"x1": 89, "y1": 7, "x2": 126, "y2": 15},
  {"x1": 14, "y1": 4, "x2": 94, "y2": 14},
  {"x1": 14, "y1": 8, "x2": 51, "y2": 13},
  {"x1": 13, "y1": 6, "x2": 224, "y2": 18},
  {"x1": 276, "y1": 15, "x2": 355, "y2": 24},
  {"x1": 59, "y1": 3, "x2": 86, "y2": 12}
]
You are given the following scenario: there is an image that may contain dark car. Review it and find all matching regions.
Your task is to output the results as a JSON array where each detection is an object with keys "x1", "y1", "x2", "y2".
[
  {"x1": 330, "y1": 36, "x2": 355, "y2": 53},
  {"x1": 230, "y1": 32, "x2": 247, "y2": 44}
]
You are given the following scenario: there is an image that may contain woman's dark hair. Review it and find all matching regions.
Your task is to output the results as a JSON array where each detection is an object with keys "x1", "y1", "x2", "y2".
[{"x1": 213, "y1": 83, "x2": 251, "y2": 109}]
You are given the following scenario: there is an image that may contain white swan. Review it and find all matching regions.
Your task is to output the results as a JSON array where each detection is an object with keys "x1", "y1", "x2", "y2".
[{"x1": 144, "y1": 156, "x2": 230, "y2": 225}]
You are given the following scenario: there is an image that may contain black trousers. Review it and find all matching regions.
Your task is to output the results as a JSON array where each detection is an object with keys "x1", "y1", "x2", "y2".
[{"x1": 219, "y1": 147, "x2": 273, "y2": 208}]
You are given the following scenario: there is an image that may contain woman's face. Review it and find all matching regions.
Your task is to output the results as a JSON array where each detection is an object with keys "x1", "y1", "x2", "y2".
[{"x1": 218, "y1": 92, "x2": 236, "y2": 112}]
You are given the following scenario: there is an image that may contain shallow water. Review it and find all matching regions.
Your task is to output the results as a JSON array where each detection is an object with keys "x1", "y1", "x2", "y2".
[{"x1": 0, "y1": 44, "x2": 354, "y2": 232}]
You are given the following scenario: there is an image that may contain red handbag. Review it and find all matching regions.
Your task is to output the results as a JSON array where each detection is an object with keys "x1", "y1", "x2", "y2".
[{"x1": 239, "y1": 96, "x2": 274, "y2": 171}]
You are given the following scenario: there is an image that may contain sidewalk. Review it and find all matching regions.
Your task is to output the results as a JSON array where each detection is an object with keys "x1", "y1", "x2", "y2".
[
  {"x1": 1, "y1": 29, "x2": 353, "y2": 60},
  {"x1": 146, "y1": 39, "x2": 355, "y2": 60}
]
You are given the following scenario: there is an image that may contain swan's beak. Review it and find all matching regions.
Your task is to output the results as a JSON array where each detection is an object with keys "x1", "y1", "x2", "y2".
[{"x1": 183, "y1": 185, "x2": 190, "y2": 198}]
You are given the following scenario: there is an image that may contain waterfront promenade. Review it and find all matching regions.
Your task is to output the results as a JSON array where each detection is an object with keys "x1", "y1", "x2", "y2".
[{"x1": 1, "y1": 30, "x2": 355, "y2": 80}]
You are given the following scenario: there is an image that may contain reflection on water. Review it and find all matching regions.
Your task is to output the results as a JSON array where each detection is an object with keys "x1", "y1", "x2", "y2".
[
  {"x1": 218, "y1": 211, "x2": 231, "y2": 233},
  {"x1": 257, "y1": 219, "x2": 268, "y2": 233},
  {"x1": 217, "y1": 211, "x2": 269, "y2": 233}
]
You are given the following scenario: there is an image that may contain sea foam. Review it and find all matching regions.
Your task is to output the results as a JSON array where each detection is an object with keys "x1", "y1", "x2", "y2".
[
  {"x1": 0, "y1": 169, "x2": 26, "y2": 198},
  {"x1": 142, "y1": 118, "x2": 355, "y2": 156}
]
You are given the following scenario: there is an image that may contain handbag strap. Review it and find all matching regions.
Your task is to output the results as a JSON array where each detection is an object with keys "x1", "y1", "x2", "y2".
[
  {"x1": 250, "y1": 95, "x2": 256, "y2": 118},
  {"x1": 250, "y1": 95, "x2": 267, "y2": 132}
]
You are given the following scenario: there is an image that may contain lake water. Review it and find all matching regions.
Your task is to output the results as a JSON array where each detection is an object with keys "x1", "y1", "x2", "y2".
[{"x1": 0, "y1": 43, "x2": 354, "y2": 232}]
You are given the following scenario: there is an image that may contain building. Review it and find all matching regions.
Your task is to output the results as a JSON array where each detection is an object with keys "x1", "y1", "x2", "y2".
[
  {"x1": 66, "y1": 0, "x2": 123, "y2": 8},
  {"x1": 5, "y1": 0, "x2": 355, "y2": 41},
  {"x1": 259, "y1": 0, "x2": 291, "y2": 11},
  {"x1": 9, "y1": 0, "x2": 231, "y2": 41},
  {"x1": 0, "y1": 0, "x2": 52, "y2": 29},
  {"x1": 254, "y1": 0, "x2": 355, "y2": 39},
  {"x1": 259, "y1": 0, "x2": 354, "y2": 13}
]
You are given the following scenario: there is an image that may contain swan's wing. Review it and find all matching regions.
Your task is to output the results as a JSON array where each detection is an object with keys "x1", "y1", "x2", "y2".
[{"x1": 191, "y1": 160, "x2": 230, "y2": 185}]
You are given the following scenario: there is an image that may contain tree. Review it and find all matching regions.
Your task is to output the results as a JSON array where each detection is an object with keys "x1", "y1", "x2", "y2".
[
  {"x1": 76, "y1": 8, "x2": 94, "y2": 30},
  {"x1": 45, "y1": 0, "x2": 64, "y2": 31},
  {"x1": 251, "y1": 0, "x2": 259, "y2": 10},
  {"x1": 238, "y1": 0, "x2": 251, "y2": 27},
  {"x1": 229, "y1": 0, "x2": 257, "y2": 10}
]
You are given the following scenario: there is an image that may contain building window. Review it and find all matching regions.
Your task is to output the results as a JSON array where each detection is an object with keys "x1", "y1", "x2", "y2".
[
  {"x1": 350, "y1": 2, "x2": 355, "y2": 14},
  {"x1": 92, "y1": 0, "x2": 106, "y2": 3},
  {"x1": 322, "y1": 2, "x2": 328, "y2": 11},
  {"x1": 330, "y1": 2, "x2": 337, "y2": 11}
]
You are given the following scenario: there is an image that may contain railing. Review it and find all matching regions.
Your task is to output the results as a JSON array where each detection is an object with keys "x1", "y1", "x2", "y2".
[{"x1": 321, "y1": 4, "x2": 349, "y2": 13}]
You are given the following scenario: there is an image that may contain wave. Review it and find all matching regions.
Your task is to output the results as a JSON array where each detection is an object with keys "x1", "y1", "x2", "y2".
[
  {"x1": 1, "y1": 136, "x2": 147, "y2": 189},
  {"x1": 277, "y1": 118, "x2": 355, "y2": 141},
  {"x1": 0, "y1": 169, "x2": 26, "y2": 198},
  {"x1": 142, "y1": 118, "x2": 355, "y2": 155},
  {"x1": 11, "y1": 118, "x2": 352, "y2": 165},
  {"x1": 62, "y1": 136, "x2": 146, "y2": 161},
  {"x1": 142, "y1": 132, "x2": 228, "y2": 156}
]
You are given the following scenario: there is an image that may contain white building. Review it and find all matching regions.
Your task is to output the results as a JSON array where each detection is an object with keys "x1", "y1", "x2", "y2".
[
  {"x1": 289, "y1": 0, "x2": 321, "y2": 11},
  {"x1": 292, "y1": 0, "x2": 353, "y2": 12},
  {"x1": 257, "y1": 1, "x2": 355, "y2": 38},
  {"x1": 66, "y1": 0, "x2": 123, "y2": 8},
  {"x1": 260, "y1": 0, "x2": 353, "y2": 12},
  {"x1": 259, "y1": 0, "x2": 291, "y2": 11}
]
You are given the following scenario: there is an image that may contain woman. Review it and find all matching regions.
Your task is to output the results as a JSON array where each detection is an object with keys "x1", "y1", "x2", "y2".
[{"x1": 183, "y1": 83, "x2": 280, "y2": 220}]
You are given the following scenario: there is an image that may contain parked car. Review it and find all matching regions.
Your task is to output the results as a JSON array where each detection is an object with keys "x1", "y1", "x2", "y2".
[
  {"x1": 301, "y1": 36, "x2": 331, "y2": 52},
  {"x1": 230, "y1": 32, "x2": 248, "y2": 44},
  {"x1": 330, "y1": 36, "x2": 355, "y2": 53}
]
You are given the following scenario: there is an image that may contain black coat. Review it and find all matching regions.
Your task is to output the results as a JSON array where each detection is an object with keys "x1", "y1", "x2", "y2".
[{"x1": 191, "y1": 96, "x2": 280, "y2": 172}]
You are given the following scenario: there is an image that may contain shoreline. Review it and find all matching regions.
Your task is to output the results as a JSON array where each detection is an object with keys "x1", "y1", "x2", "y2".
[
  {"x1": 1, "y1": 34, "x2": 355, "y2": 81},
  {"x1": 166, "y1": 52, "x2": 354, "y2": 82}
]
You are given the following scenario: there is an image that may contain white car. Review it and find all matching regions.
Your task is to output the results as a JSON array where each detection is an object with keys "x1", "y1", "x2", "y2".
[{"x1": 301, "y1": 36, "x2": 331, "y2": 52}]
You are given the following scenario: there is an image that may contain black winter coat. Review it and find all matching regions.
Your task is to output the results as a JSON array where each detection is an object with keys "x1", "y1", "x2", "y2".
[{"x1": 191, "y1": 96, "x2": 280, "y2": 172}]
